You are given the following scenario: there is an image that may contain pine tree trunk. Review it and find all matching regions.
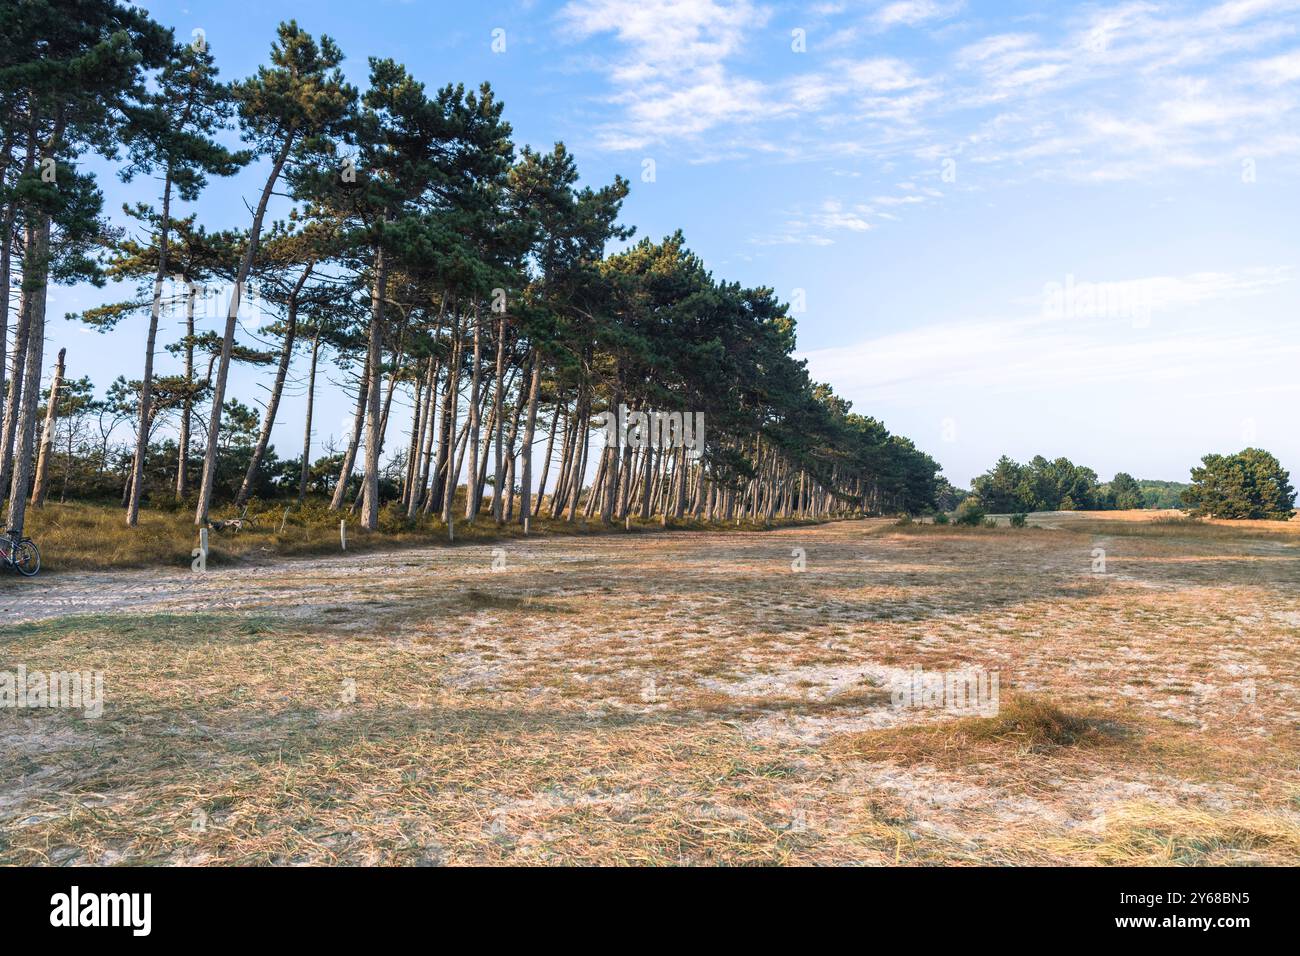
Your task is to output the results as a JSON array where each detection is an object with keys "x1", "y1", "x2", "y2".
[
  {"x1": 550, "y1": 406, "x2": 575, "y2": 519},
  {"x1": 126, "y1": 175, "x2": 172, "y2": 526},
  {"x1": 297, "y1": 328, "x2": 322, "y2": 503},
  {"x1": 439, "y1": 311, "x2": 464, "y2": 528},
  {"x1": 535, "y1": 397, "x2": 561, "y2": 518},
  {"x1": 6, "y1": 215, "x2": 49, "y2": 537},
  {"x1": 410, "y1": 357, "x2": 439, "y2": 517},
  {"x1": 330, "y1": 367, "x2": 369, "y2": 510},
  {"x1": 236, "y1": 260, "x2": 311, "y2": 508},
  {"x1": 0, "y1": 199, "x2": 16, "y2": 445},
  {"x1": 0, "y1": 250, "x2": 32, "y2": 493},
  {"x1": 500, "y1": 364, "x2": 525, "y2": 522},
  {"x1": 464, "y1": 307, "x2": 483, "y2": 521},
  {"x1": 567, "y1": 397, "x2": 590, "y2": 523},
  {"x1": 600, "y1": 388, "x2": 621, "y2": 524},
  {"x1": 0, "y1": 138, "x2": 34, "y2": 493},
  {"x1": 401, "y1": 356, "x2": 427, "y2": 509},
  {"x1": 196, "y1": 138, "x2": 293, "y2": 526},
  {"x1": 31, "y1": 346, "x2": 64, "y2": 507},
  {"x1": 518, "y1": 352, "x2": 542, "y2": 530},
  {"x1": 427, "y1": 323, "x2": 457, "y2": 516},
  {"x1": 490, "y1": 314, "x2": 508, "y2": 522},
  {"x1": 361, "y1": 243, "x2": 387, "y2": 531},
  {"x1": 175, "y1": 283, "x2": 197, "y2": 500}
]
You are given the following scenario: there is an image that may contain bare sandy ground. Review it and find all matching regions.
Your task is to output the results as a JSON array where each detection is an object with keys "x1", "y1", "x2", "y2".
[{"x1": 1, "y1": 515, "x2": 1297, "y2": 864}]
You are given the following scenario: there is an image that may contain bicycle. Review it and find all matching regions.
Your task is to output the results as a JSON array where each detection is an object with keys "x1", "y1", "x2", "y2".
[{"x1": 0, "y1": 529, "x2": 40, "y2": 576}]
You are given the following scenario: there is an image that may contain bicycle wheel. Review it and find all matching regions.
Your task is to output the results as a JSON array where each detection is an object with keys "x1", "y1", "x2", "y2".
[{"x1": 14, "y1": 539, "x2": 39, "y2": 576}]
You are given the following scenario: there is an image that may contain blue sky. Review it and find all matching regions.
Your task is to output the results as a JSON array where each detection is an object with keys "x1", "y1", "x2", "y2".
[{"x1": 55, "y1": 0, "x2": 1300, "y2": 488}]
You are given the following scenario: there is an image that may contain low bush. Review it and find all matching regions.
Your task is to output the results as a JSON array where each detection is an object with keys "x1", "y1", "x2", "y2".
[{"x1": 953, "y1": 500, "x2": 987, "y2": 526}]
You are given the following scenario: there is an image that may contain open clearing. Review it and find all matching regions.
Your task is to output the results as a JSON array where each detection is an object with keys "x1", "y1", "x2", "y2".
[{"x1": 2, "y1": 512, "x2": 1297, "y2": 865}]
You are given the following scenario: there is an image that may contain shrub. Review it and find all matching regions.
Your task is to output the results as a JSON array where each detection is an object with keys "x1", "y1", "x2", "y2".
[
  {"x1": 932, "y1": 512, "x2": 949, "y2": 525},
  {"x1": 1009, "y1": 512, "x2": 1028, "y2": 528},
  {"x1": 953, "y1": 500, "x2": 987, "y2": 526}
]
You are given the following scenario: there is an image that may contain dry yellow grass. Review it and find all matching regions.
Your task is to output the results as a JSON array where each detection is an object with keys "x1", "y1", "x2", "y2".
[
  {"x1": 19, "y1": 499, "x2": 821, "y2": 572},
  {"x1": 1, "y1": 511, "x2": 1296, "y2": 865}
]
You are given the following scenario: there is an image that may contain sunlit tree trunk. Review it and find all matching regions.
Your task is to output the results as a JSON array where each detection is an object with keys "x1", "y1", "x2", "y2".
[
  {"x1": 126, "y1": 174, "x2": 172, "y2": 526},
  {"x1": 297, "y1": 326, "x2": 322, "y2": 503},
  {"x1": 175, "y1": 282, "x2": 197, "y2": 500},
  {"x1": 196, "y1": 138, "x2": 293, "y2": 526},
  {"x1": 31, "y1": 346, "x2": 65, "y2": 507},
  {"x1": 237, "y1": 260, "x2": 312, "y2": 508},
  {"x1": 6, "y1": 215, "x2": 49, "y2": 537}
]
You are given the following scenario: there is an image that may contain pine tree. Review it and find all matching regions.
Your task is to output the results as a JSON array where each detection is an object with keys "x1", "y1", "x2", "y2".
[
  {"x1": 116, "y1": 38, "x2": 248, "y2": 525},
  {"x1": 0, "y1": 0, "x2": 170, "y2": 536},
  {"x1": 194, "y1": 21, "x2": 355, "y2": 526},
  {"x1": 1183, "y1": 449, "x2": 1296, "y2": 520}
]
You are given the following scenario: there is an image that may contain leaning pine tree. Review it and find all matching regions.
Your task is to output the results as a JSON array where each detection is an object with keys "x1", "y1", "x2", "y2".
[
  {"x1": 116, "y1": 37, "x2": 248, "y2": 526},
  {"x1": 194, "y1": 21, "x2": 355, "y2": 527}
]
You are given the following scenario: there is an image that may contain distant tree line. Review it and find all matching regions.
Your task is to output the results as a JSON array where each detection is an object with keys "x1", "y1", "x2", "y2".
[
  {"x1": 969, "y1": 455, "x2": 1126, "y2": 513},
  {"x1": 964, "y1": 450, "x2": 1294, "y2": 521}
]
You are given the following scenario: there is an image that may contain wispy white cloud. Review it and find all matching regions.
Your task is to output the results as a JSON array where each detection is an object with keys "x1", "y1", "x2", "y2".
[
  {"x1": 557, "y1": 0, "x2": 780, "y2": 149},
  {"x1": 802, "y1": 266, "x2": 1297, "y2": 402},
  {"x1": 558, "y1": 0, "x2": 1300, "y2": 184},
  {"x1": 871, "y1": 1, "x2": 965, "y2": 30}
]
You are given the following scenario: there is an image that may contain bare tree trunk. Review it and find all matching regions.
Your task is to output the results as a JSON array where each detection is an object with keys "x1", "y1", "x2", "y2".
[
  {"x1": 360, "y1": 244, "x2": 387, "y2": 530},
  {"x1": 535, "y1": 397, "x2": 561, "y2": 518},
  {"x1": 297, "y1": 327, "x2": 322, "y2": 503},
  {"x1": 585, "y1": 450, "x2": 606, "y2": 519},
  {"x1": 550, "y1": 409, "x2": 574, "y2": 519},
  {"x1": 6, "y1": 215, "x2": 49, "y2": 536},
  {"x1": 0, "y1": 136, "x2": 35, "y2": 494},
  {"x1": 355, "y1": 323, "x2": 405, "y2": 517},
  {"x1": 490, "y1": 314, "x2": 508, "y2": 522},
  {"x1": 600, "y1": 388, "x2": 621, "y2": 524},
  {"x1": 473, "y1": 396, "x2": 499, "y2": 503},
  {"x1": 30, "y1": 346, "x2": 64, "y2": 508},
  {"x1": 126, "y1": 175, "x2": 173, "y2": 526},
  {"x1": 401, "y1": 356, "x2": 426, "y2": 509},
  {"x1": 567, "y1": 395, "x2": 590, "y2": 523},
  {"x1": 409, "y1": 354, "x2": 438, "y2": 517},
  {"x1": 196, "y1": 139, "x2": 293, "y2": 526},
  {"x1": 0, "y1": 199, "x2": 16, "y2": 445},
  {"x1": 439, "y1": 311, "x2": 464, "y2": 528},
  {"x1": 426, "y1": 388, "x2": 450, "y2": 513},
  {"x1": 518, "y1": 353, "x2": 541, "y2": 530},
  {"x1": 0, "y1": 256, "x2": 32, "y2": 492},
  {"x1": 236, "y1": 261, "x2": 312, "y2": 508},
  {"x1": 464, "y1": 306, "x2": 483, "y2": 521},
  {"x1": 640, "y1": 445, "x2": 655, "y2": 518},
  {"x1": 175, "y1": 282, "x2": 197, "y2": 500},
  {"x1": 500, "y1": 362, "x2": 525, "y2": 522},
  {"x1": 329, "y1": 367, "x2": 369, "y2": 510}
]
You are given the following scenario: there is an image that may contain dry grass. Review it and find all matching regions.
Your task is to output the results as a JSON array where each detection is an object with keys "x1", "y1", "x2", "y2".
[
  {"x1": 1, "y1": 511, "x2": 1296, "y2": 865},
  {"x1": 1044, "y1": 803, "x2": 1300, "y2": 866},
  {"x1": 830, "y1": 693, "x2": 1129, "y2": 763},
  {"x1": 19, "y1": 499, "x2": 822, "y2": 573},
  {"x1": 1033, "y1": 508, "x2": 1300, "y2": 538}
]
